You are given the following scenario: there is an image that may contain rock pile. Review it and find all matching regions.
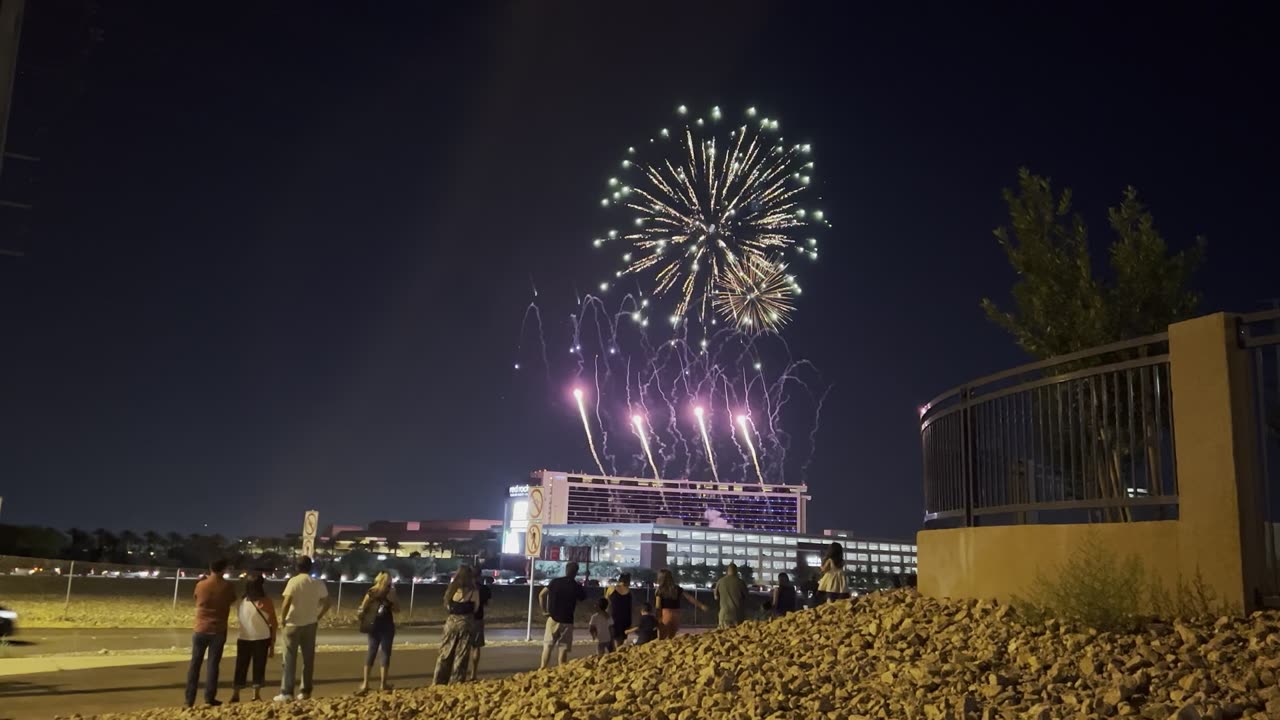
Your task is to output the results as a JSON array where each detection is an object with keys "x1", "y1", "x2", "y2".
[{"x1": 79, "y1": 591, "x2": 1280, "y2": 720}]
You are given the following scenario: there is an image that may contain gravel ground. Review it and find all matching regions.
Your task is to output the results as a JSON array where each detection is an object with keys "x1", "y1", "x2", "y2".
[{"x1": 63, "y1": 590, "x2": 1280, "y2": 720}]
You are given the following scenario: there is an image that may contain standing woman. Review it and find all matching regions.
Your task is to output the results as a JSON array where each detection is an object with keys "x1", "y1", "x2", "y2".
[
  {"x1": 433, "y1": 565, "x2": 477, "y2": 685},
  {"x1": 605, "y1": 573, "x2": 633, "y2": 649},
  {"x1": 816, "y1": 542, "x2": 848, "y2": 604},
  {"x1": 356, "y1": 571, "x2": 399, "y2": 694},
  {"x1": 771, "y1": 572, "x2": 797, "y2": 616},
  {"x1": 230, "y1": 572, "x2": 276, "y2": 703},
  {"x1": 653, "y1": 569, "x2": 707, "y2": 640}
]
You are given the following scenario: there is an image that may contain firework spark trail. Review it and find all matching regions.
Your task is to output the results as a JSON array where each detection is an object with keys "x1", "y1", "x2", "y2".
[
  {"x1": 721, "y1": 379, "x2": 751, "y2": 481},
  {"x1": 592, "y1": 357, "x2": 617, "y2": 474},
  {"x1": 573, "y1": 387, "x2": 605, "y2": 475},
  {"x1": 693, "y1": 405, "x2": 720, "y2": 483},
  {"x1": 544, "y1": 284, "x2": 828, "y2": 485},
  {"x1": 631, "y1": 414, "x2": 660, "y2": 480},
  {"x1": 737, "y1": 414, "x2": 765, "y2": 484},
  {"x1": 804, "y1": 383, "x2": 833, "y2": 476},
  {"x1": 516, "y1": 302, "x2": 551, "y2": 381}
]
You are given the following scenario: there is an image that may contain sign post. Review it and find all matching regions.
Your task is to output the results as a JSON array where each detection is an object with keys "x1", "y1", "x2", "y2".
[
  {"x1": 64, "y1": 560, "x2": 74, "y2": 614},
  {"x1": 525, "y1": 486, "x2": 545, "y2": 642},
  {"x1": 301, "y1": 510, "x2": 319, "y2": 559}
]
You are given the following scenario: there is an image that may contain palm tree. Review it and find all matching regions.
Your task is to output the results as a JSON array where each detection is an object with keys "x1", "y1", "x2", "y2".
[
  {"x1": 66, "y1": 528, "x2": 93, "y2": 559},
  {"x1": 143, "y1": 531, "x2": 162, "y2": 554},
  {"x1": 386, "y1": 539, "x2": 402, "y2": 557},
  {"x1": 119, "y1": 530, "x2": 141, "y2": 557},
  {"x1": 93, "y1": 528, "x2": 118, "y2": 561}
]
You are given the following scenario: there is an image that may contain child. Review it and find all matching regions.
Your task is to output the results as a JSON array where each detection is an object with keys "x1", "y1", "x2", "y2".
[
  {"x1": 626, "y1": 602, "x2": 659, "y2": 646},
  {"x1": 756, "y1": 599, "x2": 774, "y2": 622},
  {"x1": 588, "y1": 597, "x2": 614, "y2": 655}
]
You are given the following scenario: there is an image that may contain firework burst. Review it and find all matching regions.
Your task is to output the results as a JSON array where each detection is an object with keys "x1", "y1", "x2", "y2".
[
  {"x1": 712, "y1": 254, "x2": 796, "y2": 331},
  {"x1": 595, "y1": 105, "x2": 825, "y2": 331}
]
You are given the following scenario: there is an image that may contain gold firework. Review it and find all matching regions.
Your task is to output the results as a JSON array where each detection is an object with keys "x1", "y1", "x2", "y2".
[
  {"x1": 712, "y1": 255, "x2": 796, "y2": 332},
  {"x1": 595, "y1": 106, "x2": 825, "y2": 329}
]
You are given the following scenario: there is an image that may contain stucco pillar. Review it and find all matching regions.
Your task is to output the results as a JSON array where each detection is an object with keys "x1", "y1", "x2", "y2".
[{"x1": 1169, "y1": 312, "x2": 1264, "y2": 612}]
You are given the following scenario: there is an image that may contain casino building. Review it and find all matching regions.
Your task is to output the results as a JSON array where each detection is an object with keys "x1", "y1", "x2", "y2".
[{"x1": 501, "y1": 470, "x2": 916, "y2": 586}]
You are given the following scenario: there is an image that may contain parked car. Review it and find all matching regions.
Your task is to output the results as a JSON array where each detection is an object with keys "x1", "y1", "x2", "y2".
[
  {"x1": 507, "y1": 576, "x2": 528, "y2": 585},
  {"x1": 0, "y1": 605, "x2": 17, "y2": 637}
]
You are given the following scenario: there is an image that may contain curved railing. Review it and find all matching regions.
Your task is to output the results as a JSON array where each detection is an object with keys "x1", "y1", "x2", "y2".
[{"x1": 920, "y1": 333, "x2": 1178, "y2": 528}]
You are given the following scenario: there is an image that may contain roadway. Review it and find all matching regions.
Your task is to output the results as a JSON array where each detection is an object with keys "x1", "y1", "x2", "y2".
[
  {"x1": 0, "y1": 644, "x2": 547, "y2": 720},
  {"x1": 1, "y1": 627, "x2": 540, "y2": 658}
]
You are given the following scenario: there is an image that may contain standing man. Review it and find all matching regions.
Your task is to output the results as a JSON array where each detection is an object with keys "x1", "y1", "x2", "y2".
[
  {"x1": 713, "y1": 563, "x2": 748, "y2": 628},
  {"x1": 185, "y1": 558, "x2": 236, "y2": 708},
  {"x1": 538, "y1": 561, "x2": 585, "y2": 669},
  {"x1": 274, "y1": 557, "x2": 330, "y2": 703}
]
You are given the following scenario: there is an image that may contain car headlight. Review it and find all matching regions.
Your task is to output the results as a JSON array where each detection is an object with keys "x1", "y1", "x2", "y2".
[{"x1": 0, "y1": 610, "x2": 17, "y2": 620}]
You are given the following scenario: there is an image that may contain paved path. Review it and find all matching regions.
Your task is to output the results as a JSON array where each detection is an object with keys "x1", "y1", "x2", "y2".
[
  {"x1": 1, "y1": 627, "x2": 537, "y2": 658},
  {"x1": 0, "y1": 644, "x2": 546, "y2": 720}
]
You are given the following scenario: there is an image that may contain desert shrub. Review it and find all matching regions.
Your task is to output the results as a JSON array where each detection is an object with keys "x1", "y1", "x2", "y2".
[
  {"x1": 1014, "y1": 533, "x2": 1146, "y2": 632},
  {"x1": 1147, "y1": 567, "x2": 1237, "y2": 619}
]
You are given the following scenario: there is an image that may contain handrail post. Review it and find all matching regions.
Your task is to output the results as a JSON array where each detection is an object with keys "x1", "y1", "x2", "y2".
[{"x1": 961, "y1": 387, "x2": 975, "y2": 528}]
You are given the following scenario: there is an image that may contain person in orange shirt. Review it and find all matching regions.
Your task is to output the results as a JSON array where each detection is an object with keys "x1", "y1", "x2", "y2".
[{"x1": 186, "y1": 558, "x2": 236, "y2": 708}]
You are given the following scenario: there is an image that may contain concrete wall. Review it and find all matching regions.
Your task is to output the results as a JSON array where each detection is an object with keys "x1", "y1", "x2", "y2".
[
  {"x1": 918, "y1": 313, "x2": 1265, "y2": 613},
  {"x1": 918, "y1": 522, "x2": 1181, "y2": 605}
]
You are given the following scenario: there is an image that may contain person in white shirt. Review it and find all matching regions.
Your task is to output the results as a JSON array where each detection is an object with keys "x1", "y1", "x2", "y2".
[
  {"x1": 273, "y1": 557, "x2": 330, "y2": 702},
  {"x1": 587, "y1": 597, "x2": 614, "y2": 655},
  {"x1": 230, "y1": 572, "x2": 277, "y2": 703}
]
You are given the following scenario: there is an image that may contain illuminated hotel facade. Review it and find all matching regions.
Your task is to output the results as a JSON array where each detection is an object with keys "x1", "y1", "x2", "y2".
[
  {"x1": 500, "y1": 470, "x2": 916, "y2": 585},
  {"x1": 502, "y1": 470, "x2": 807, "y2": 552}
]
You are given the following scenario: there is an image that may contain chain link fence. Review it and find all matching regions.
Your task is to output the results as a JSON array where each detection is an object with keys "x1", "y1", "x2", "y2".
[{"x1": 0, "y1": 554, "x2": 586, "y2": 629}]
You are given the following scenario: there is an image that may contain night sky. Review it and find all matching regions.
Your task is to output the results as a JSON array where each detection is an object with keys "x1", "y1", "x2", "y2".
[{"x1": 1, "y1": 3, "x2": 1277, "y2": 541}]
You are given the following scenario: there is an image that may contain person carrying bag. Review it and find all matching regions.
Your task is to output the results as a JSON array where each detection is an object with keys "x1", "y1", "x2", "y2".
[{"x1": 356, "y1": 572, "x2": 398, "y2": 694}]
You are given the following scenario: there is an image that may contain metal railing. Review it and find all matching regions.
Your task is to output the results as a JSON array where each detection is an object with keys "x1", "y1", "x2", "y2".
[
  {"x1": 920, "y1": 334, "x2": 1178, "y2": 528},
  {"x1": 1241, "y1": 308, "x2": 1280, "y2": 596}
]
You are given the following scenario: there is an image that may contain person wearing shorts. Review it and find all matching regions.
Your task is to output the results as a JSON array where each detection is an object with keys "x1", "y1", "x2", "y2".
[
  {"x1": 468, "y1": 576, "x2": 492, "y2": 680},
  {"x1": 538, "y1": 562, "x2": 585, "y2": 669}
]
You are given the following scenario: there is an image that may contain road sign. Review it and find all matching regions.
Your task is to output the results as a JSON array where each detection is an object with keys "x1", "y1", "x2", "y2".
[
  {"x1": 525, "y1": 522, "x2": 543, "y2": 558},
  {"x1": 301, "y1": 510, "x2": 319, "y2": 559},
  {"x1": 528, "y1": 486, "x2": 544, "y2": 521}
]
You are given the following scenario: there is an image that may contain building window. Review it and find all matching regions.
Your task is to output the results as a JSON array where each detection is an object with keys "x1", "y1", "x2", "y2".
[
  {"x1": 692, "y1": 544, "x2": 704, "y2": 554},
  {"x1": 691, "y1": 531, "x2": 705, "y2": 540},
  {"x1": 746, "y1": 535, "x2": 760, "y2": 544},
  {"x1": 677, "y1": 544, "x2": 691, "y2": 553},
  {"x1": 733, "y1": 534, "x2": 747, "y2": 543}
]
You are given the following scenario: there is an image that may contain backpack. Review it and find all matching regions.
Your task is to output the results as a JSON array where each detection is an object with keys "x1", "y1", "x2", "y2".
[{"x1": 358, "y1": 592, "x2": 383, "y2": 634}]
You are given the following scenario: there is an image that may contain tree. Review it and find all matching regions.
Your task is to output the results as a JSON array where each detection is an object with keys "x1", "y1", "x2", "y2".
[
  {"x1": 0, "y1": 525, "x2": 68, "y2": 558},
  {"x1": 67, "y1": 528, "x2": 94, "y2": 558},
  {"x1": 385, "y1": 539, "x2": 402, "y2": 557},
  {"x1": 119, "y1": 530, "x2": 141, "y2": 559},
  {"x1": 92, "y1": 528, "x2": 118, "y2": 562},
  {"x1": 982, "y1": 168, "x2": 1203, "y2": 357},
  {"x1": 981, "y1": 169, "x2": 1204, "y2": 520}
]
